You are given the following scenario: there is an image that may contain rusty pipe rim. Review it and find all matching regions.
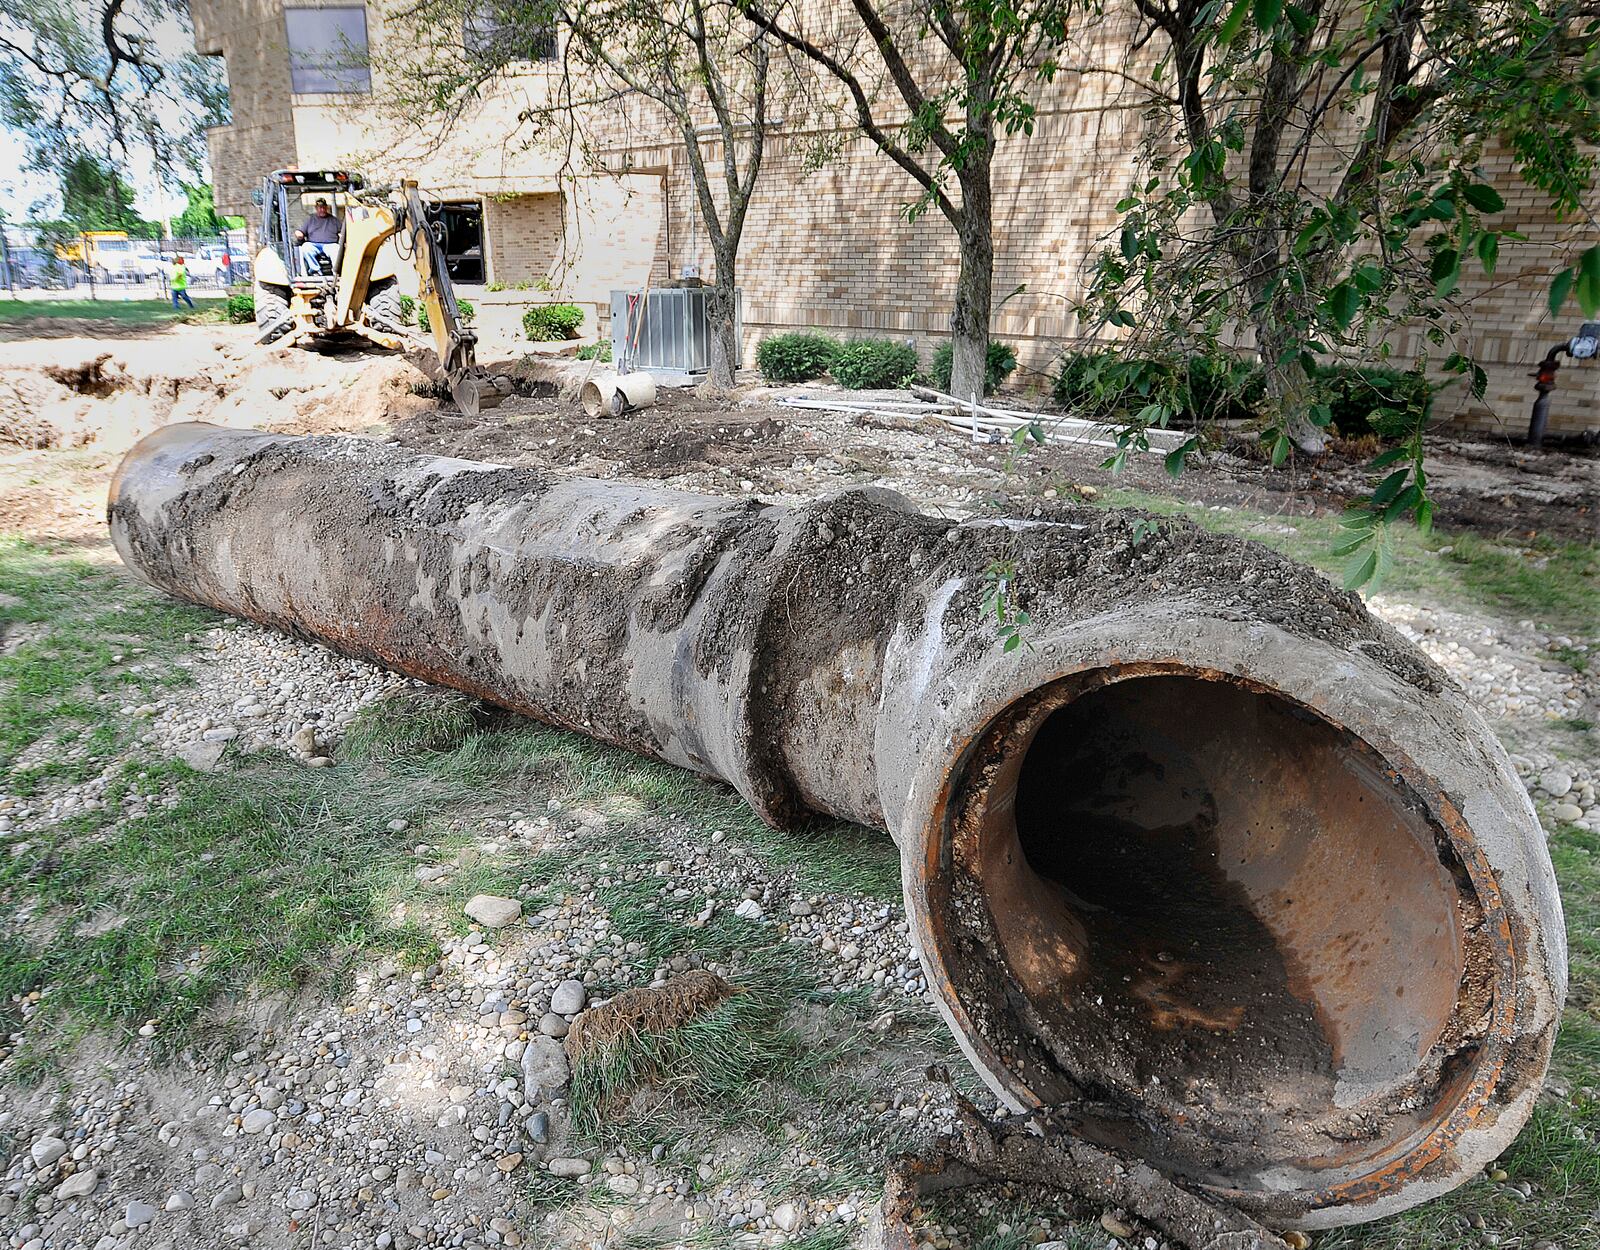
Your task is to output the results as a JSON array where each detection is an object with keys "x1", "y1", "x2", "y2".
[{"x1": 899, "y1": 641, "x2": 1543, "y2": 1228}]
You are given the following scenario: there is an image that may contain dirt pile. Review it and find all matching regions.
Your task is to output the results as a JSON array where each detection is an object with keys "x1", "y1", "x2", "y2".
[{"x1": 0, "y1": 326, "x2": 439, "y2": 452}]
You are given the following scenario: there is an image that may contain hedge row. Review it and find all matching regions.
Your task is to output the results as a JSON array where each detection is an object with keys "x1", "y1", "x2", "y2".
[
  {"x1": 755, "y1": 331, "x2": 1019, "y2": 393},
  {"x1": 1052, "y1": 350, "x2": 1433, "y2": 438}
]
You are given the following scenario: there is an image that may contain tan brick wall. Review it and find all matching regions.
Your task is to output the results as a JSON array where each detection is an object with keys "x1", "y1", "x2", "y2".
[
  {"x1": 483, "y1": 193, "x2": 562, "y2": 285},
  {"x1": 189, "y1": 0, "x2": 1599, "y2": 436}
]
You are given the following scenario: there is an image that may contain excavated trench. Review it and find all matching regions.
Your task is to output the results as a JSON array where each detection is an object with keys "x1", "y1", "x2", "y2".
[{"x1": 937, "y1": 667, "x2": 1497, "y2": 1202}]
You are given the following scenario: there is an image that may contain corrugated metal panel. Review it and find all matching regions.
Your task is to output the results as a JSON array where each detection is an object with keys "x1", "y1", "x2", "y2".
[{"x1": 610, "y1": 287, "x2": 741, "y2": 380}]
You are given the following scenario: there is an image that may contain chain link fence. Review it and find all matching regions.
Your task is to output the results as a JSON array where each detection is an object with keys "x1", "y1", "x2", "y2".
[{"x1": 0, "y1": 233, "x2": 253, "y2": 301}]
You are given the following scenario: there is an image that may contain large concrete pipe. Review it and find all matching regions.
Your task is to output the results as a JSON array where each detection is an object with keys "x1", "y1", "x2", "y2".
[{"x1": 108, "y1": 423, "x2": 1564, "y2": 1230}]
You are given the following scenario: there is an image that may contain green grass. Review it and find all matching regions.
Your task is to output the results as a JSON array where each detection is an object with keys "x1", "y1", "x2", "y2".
[
  {"x1": 0, "y1": 538, "x2": 217, "y2": 774},
  {"x1": 0, "y1": 296, "x2": 223, "y2": 327},
  {"x1": 1097, "y1": 487, "x2": 1599, "y2": 637}
]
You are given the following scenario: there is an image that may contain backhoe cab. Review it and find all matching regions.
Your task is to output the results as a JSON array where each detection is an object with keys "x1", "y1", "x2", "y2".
[{"x1": 252, "y1": 169, "x2": 508, "y2": 416}]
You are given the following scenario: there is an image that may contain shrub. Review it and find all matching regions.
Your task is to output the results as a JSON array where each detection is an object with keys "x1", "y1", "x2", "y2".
[
  {"x1": 756, "y1": 331, "x2": 840, "y2": 383},
  {"x1": 523, "y1": 303, "x2": 584, "y2": 341},
  {"x1": 830, "y1": 337, "x2": 920, "y2": 390},
  {"x1": 399, "y1": 294, "x2": 416, "y2": 326},
  {"x1": 1052, "y1": 350, "x2": 1265, "y2": 424},
  {"x1": 224, "y1": 292, "x2": 255, "y2": 324},
  {"x1": 576, "y1": 340, "x2": 612, "y2": 362},
  {"x1": 415, "y1": 299, "x2": 475, "y2": 335},
  {"x1": 930, "y1": 340, "x2": 1019, "y2": 396},
  {"x1": 1182, "y1": 354, "x2": 1266, "y2": 423},
  {"x1": 1319, "y1": 365, "x2": 1433, "y2": 439}
]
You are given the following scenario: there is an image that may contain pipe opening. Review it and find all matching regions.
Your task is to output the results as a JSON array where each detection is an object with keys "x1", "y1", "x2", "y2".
[{"x1": 935, "y1": 668, "x2": 1501, "y2": 1201}]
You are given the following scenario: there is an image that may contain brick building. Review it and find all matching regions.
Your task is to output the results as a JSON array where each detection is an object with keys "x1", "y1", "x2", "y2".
[
  {"x1": 189, "y1": 1, "x2": 1599, "y2": 436},
  {"x1": 188, "y1": 0, "x2": 664, "y2": 312}
]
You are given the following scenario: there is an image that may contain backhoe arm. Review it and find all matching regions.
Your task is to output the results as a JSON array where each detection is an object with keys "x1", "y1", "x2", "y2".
[{"x1": 393, "y1": 180, "x2": 506, "y2": 417}]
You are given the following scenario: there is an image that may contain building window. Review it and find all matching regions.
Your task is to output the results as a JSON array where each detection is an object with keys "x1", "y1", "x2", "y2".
[
  {"x1": 285, "y1": 6, "x2": 372, "y2": 94},
  {"x1": 463, "y1": 2, "x2": 557, "y2": 63}
]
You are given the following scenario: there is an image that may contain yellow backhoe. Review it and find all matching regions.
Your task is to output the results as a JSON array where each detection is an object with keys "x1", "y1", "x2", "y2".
[{"x1": 251, "y1": 169, "x2": 511, "y2": 416}]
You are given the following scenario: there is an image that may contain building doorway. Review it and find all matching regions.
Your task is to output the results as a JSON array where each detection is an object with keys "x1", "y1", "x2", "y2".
[{"x1": 425, "y1": 201, "x2": 484, "y2": 285}]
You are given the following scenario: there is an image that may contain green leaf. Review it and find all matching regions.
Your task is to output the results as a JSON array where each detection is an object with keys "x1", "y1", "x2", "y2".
[
  {"x1": 1110, "y1": 309, "x2": 1136, "y2": 328},
  {"x1": 1385, "y1": 482, "x2": 1423, "y2": 521},
  {"x1": 1370, "y1": 446, "x2": 1410, "y2": 469},
  {"x1": 1431, "y1": 247, "x2": 1461, "y2": 298},
  {"x1": 1327, "y1": 282, "x2": 1361, "y2": 330},
  {"x1": 1164, "y1": 439, "x2": 1197, "y2": 478},
  {"x1": 1416, "y1": 499, "x2": 1434, "y2": 533},
  {"x1": 1283, "y1": 2, "x2": 1313, "y2": 34},
  {"x1": 1270, "y1": 433, "x2": 1290, "y2": 466},
  {"x1": 1217, "y1": 0, "x2": 1251, "y2": 43},
  {"x1": 1578, "y1": 246, "x2": 1600, "y2": 318},
  {"x1": 1461, "y1": 184, "x2": 1505, "y2": 213},
  {"x1": 1549, "y1": 268, "x2": 1575, "y2": 315},
  {"x1": 1371, "y1": 467, "x2": 1410, "y2": 506},
  {"x1": 1344, "y1": 545, "x2": 1380, "y2": 591},
  {"x1": 1252, "y1": 0, "x2": 1283, "y2": 29},
  {"x1": 1120, "y1": 225, "x2": 1138, "y2": 260},
  {"x1": 1476, "y1": 232, "x2": 1499, "y2": 277}
]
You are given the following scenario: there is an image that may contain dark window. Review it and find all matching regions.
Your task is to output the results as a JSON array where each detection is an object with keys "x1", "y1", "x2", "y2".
[
  {"x1": 463, "y1": 3, "x2": 557, "y2": 63},
  {"x1": 285, "y1": 7, "x2": 372, "y2": 94}
]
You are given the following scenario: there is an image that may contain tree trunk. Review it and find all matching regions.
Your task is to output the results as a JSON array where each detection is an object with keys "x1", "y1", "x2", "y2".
[
  {"x1": 1255, "y1": 317, "x2": 1327, "y2": 454},
  {"x1": 949, "y1": 170, "x2": 994, "y2": 404},
  {"x1": 706, "y1": 250, "x2": 740, "y2": 391}
]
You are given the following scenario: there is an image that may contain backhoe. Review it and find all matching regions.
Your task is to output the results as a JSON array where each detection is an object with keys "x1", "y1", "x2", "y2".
[{"x1": 252, "y1": 170, "x2": 510, "y2": 416}]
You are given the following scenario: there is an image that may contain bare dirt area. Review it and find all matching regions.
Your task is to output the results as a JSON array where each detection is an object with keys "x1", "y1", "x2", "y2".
[
  {"x1": 1, "y1": 323, "x2": 1597, "y2": 1250},
  {"x1": 393, "y1": 386, "x2": 1599, "y2": 545}
]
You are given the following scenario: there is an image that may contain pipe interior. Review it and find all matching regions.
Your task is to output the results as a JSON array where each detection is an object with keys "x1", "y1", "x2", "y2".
[{"x1": 946, "y1": 672, "x2": 1485, "y2": 1187}]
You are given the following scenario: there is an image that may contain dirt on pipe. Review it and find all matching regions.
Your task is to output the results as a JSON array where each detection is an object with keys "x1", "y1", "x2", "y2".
[{"x1": 106, "y1": 422, "x2": 1566, "y2": 1230}]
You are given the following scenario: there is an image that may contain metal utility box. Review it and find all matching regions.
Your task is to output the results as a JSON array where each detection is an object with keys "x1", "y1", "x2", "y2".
[{"x1": 610, "y1": 286, "x2": 742, "y2": 383}]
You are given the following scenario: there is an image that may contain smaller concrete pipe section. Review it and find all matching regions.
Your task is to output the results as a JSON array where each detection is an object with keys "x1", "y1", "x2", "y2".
[{"x1": 108, "y1": 423, "x2": 1564, "y2": 1229}]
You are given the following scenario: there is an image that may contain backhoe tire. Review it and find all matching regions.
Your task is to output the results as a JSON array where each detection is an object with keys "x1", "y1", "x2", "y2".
[
  {"x1": 366, "y1": 278, "x2": 404, "y2": 334},
  {"x1": 254, "y1": 282, "x2": 293, "y2": 344}
]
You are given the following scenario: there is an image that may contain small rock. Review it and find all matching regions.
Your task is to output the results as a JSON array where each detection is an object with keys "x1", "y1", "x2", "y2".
[
  {"x1": 1282, "y1": 1234, "x2": 1311, "y2": 1250},
  {"x1": 177, "y1": 740, "x2": 227, "y2": 776},
  {"x1": 1101, "y1": 1212, "x2": 1135, "y2": 1240},
  {"x1": 550, "y1": 979, "x2": 587, "y2": 1014},
  {"x1": 788, "y1": 900, "x2": 812, "y2": 917},
  {"x1": 165, "y1": 1192, "x2": 194, "y2": 1212},
  {"x1": 286, "y1": 1189, "x2": 317, "y2": 1211},
  {"x1": 1553, "y1": 803, "x2": 1584, "y2": 823},
  {"x1": 125, "y1": 1200, "x2": 158, "y2": 1226},
  {"x1": 607, "y1": 1174, "x2": 639, "y2": 1195},
  {"x1": 211, "y1": 1184, "x2": 244, "y2": 1209},
  {"x1": 547, "y1": 1157, "x2": 590, "y2": 1178},
  {"x1": 1540, "y1": 769, "x2": 1573, "y2": 798},
  {"x1": 465, "y1": 894, "x2": 523, "y2": 928},
  {"x1": 289, "y1": 725, "x2": 319, "y2": 754},
  {"x1": 56, "y1": 1169, "x2": 99, "y2": 1200},
  {"x1": 537, "y1": 1012, "x2": 569, "y2": 1039},
  {"x1": 240, "y1": 1108, "x2": 276, "y2": 1134},
  {"x1": 734, "y1": 899, "x2": 764, "y2": 921},
  {"x1": 527, "y1": 1110, "x2": 550, "y2": 1143},
  {"x1": 497, "y1": 1153, "x2": 523, "y2": 1174},
  {"x1": 773, "y1": 1201, "x2": 803, "y2": 1233},
  {"x1": 30, "y1": 1136, "x2": 68, "y2": 1168},
  {"x1": 521, "y1": 1035, "x2": 570, "y2": 1100}
]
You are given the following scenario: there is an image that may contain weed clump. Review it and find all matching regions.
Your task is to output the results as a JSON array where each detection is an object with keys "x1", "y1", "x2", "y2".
[
  {"x1": 341, "y1": 688, "x2": 482, "y2": 763},
  {"x1": 565, "y1": 969, "x2": 734, "y2": 1063}
]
